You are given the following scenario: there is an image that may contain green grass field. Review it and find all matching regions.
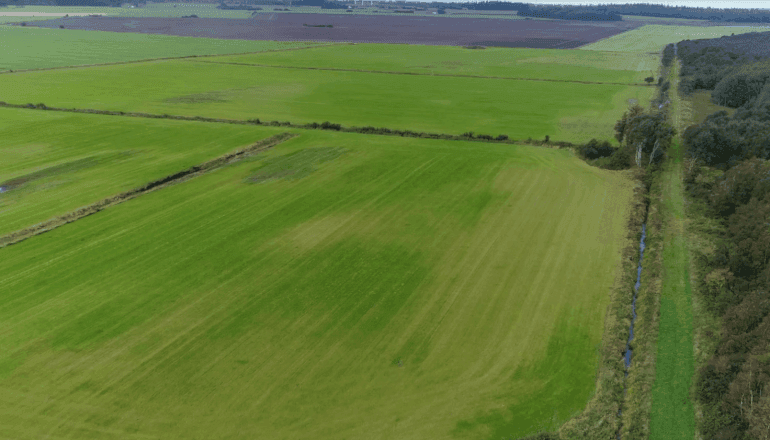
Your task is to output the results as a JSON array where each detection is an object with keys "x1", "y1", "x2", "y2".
[
  {"x1": 0, "y1": 55, "x2": 653, "y2": 143},
  {"x1": 0, "y1": 107, "x2": 286, "y2": 236},
  {"x1": 0, "y1": 26, "x2": 321, "y2": 71},
  {"x1": 211, "y1": 43, "x2": 660, "y2": 84},
  {"x1": 582, "y1": 24, "x2": 770, "y2": 52},
  {"x1": 0, "y1": 118, "x2": 633, "y2": 439}
]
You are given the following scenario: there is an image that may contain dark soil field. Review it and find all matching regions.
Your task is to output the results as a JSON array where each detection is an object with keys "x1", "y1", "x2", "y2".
[{"x1": 26, "y1": 14, "x2": 643, "y2": 48}]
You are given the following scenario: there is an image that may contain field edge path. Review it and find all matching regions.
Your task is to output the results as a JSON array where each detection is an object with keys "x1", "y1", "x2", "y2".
[{"x1": 648, "y1": 49, "x2": 696, "y2": 440}]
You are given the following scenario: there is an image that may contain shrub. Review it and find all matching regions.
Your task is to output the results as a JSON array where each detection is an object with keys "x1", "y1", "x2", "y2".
[
  {"x1": 578, "y1": 139, "x2": 615, "y2": 160},
  {"x1": 320, "y1": 121, "x2": 341, "y2": 130}
]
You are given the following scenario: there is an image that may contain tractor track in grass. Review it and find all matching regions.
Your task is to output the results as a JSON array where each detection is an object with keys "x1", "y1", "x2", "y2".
[
  {"x1": 188, "y1": 58, "x2": 656, "y2": 88},
  {"x1": 0, "y1": 42, "x2": 341, "y2": 76},
  {"x1": 0, "y1": 132, "x2": 296, "y2": 250}
]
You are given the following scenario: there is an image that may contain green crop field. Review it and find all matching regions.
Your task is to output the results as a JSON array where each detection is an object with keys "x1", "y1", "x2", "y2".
[
  {"x1": 211, "y1": 43, "x2": 660, "y2": 84},
  {"x1": 0, "y1": 55, "x2": 654, "y2": 143},
  {"x1": 582, "y1": 24, "x2": 770, "y2": 53},
  {"x1": 0, "y1": 120, "x2": 633, "y2": 439},
  {"x1": 0, "y1": 107, "x2": 285, "y2": 236},
  {"x1": 0, "y1": 26, "x2": 321, "y2": 71},
  {"x1": 0, "y1": 17, "x2": 652, "y2": 439}
]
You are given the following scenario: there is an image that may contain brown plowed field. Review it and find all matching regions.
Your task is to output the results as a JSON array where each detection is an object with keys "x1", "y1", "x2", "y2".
[{"x1": 26, "y1": 14, "x2": 642, "y2": 48}]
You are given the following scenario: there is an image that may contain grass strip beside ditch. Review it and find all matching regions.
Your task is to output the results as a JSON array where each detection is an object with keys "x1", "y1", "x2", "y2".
[{"x1": 648, "y1": 139, "x2": 696, "y2": 438}]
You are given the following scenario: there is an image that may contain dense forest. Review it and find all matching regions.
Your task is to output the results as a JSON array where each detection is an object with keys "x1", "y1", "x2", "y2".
[
  {"x1": 679, "y1": 33, "x2": 770, "y2": 166},
  {"x1": 682, "y1": 32, "x2": 770, "y2": 440}
]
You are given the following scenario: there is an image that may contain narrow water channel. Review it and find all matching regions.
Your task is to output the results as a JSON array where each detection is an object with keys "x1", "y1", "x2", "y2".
[
  {"x1": 624, "y1": 223, "x2": 647, "y2": 371},
  {"x1": 617, "y1": 223, "x2": 647, "y2": 438}
]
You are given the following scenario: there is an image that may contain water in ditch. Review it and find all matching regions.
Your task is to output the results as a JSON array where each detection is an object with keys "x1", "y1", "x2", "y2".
[
  {"x1": 624, "y1": 223, "x2": 647, "y2": 371},
  {"x1": 616, "y1": 223, "x2": 647, "y2": 438}
]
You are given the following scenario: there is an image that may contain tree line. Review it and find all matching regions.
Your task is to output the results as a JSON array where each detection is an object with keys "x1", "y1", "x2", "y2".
[{"x1": 681, "y1": 32, "x2": 770, "y2": 440}]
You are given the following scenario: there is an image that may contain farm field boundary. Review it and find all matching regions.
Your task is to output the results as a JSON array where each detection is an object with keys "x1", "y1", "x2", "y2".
[
  {"x1": 190, "y1": 59, "x2": 656, "y2": 87},
  {"x1": 0, "y1": 43, "x2": 339, "y2": 74},
  {"x1": 0, "y1": 102, "x2": 581, "y2": 147},
  {"x1": 0, "y1": 60, "x2": 652, "y2": 143},
  {"x1": 0, "y1": 27, "x2": 336, "y2": 73},
  {"x1": 0, "y1": 132, "x2": 295, "y2": 249}
]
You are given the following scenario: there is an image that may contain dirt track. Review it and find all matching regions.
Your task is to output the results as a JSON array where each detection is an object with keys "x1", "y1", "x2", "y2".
[{"x1": 26, "y1": 14, "x2": 642, "y2": 48}]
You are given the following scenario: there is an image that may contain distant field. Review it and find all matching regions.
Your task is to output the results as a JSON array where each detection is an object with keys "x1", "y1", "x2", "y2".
[
  {"x1": 0, "y1": 16, "x2": 58, "y2": 24},
  {"x1": 26, "y1": 13, "x2": 639, "y2": 48},
  {"x1": 0, "y1": 122, "x2": 633, "y2": 439},
  {"x1": 0, "y1": 3, "x2": 528, "y2": 19},
  {"x1": 0, "y1": 107, "x2": 283, "y2": 236},
  {"x1": 0, "y1": 57, "x2": 653, "y2": 142},
  {"x1": 212, "y1": 44, "x2": 660, "y2": 84},
  {"x1": 0, "y1": 3, "x2": 254, "y2": 19},
  {"x1": 582, "y1": 24, "x2": 770, "y2": 52},
  {"x1": 0, "y1": 26, "x2": 320, "y2": 71}
]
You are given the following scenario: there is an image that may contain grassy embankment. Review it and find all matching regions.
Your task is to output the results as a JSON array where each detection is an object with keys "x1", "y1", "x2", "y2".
[
  {"x1": 0, "y1": 26, "x2": 322, "y2": 72},
  {"x1": 582, "y1": 24, "x2": 770, "y2": 53},
  {"x1": 0, "y1": 118, "x2": 634, "y2": 439},
  {"x1": 647, "y1": 52, "x2": 696, "y2": 440},
  {"x1": 0, "y1": 46, "x2": 655, "y2": 143}
]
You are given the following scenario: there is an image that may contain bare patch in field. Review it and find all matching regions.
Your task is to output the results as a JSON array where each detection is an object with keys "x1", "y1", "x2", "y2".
[{"x1": 248, "y1": 147, "x2": 346, "y2": 183}]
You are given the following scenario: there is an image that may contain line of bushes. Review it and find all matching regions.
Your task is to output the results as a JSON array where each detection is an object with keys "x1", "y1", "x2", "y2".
[{"x1": 0, "y1": 101, "x2": 580, "y2": 148}]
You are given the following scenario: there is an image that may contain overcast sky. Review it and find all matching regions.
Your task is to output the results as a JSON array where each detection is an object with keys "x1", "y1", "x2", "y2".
[{"x1": 413, "y1": 0, "x2": 770, "y2": 7}]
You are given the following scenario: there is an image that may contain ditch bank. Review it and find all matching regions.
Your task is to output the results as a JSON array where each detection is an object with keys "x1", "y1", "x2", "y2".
[
  {"x1": 0, "y1": 101, "x2": 578, "y2": 149},
  {"x1": 617, "y1": 174, "x2": 665, "y2": 440},
  {"x1": 0, "y1": 132, "x2": 295, "y2": 250}
]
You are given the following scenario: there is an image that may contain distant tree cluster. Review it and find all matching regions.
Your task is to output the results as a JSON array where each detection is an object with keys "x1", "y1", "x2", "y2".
[
  {"x1": 457, "y1": 1, "x2": 527, "y2": 11},
  {"x1": 217, "y1": 2, "x2": 261, "y2": 10},
  {"x1": 678, "y1": 33, "x2": 770, "y2": 97},
  {"x1": 586, "y1": 3, "x2": 770, "y2": 23},
  {"x1": 680, "y1": 34, "x2": 770, "y2": 167},
  {"x1": 577, "y1": 105, "x2": 674, "y2": 170},
  {"x1": 516, "y1": 5, "x2": 622, "y2": 22},
  {"x1": 452, "y1": 2, "x2": 770, "y2": 22}
]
